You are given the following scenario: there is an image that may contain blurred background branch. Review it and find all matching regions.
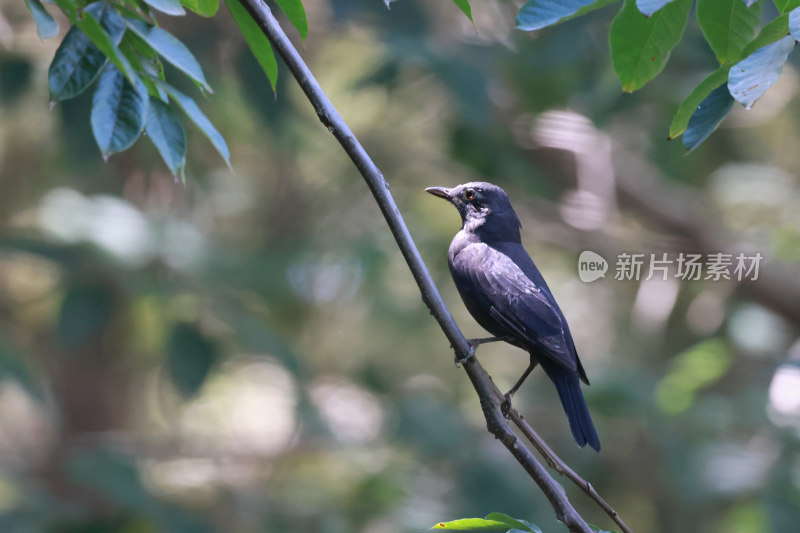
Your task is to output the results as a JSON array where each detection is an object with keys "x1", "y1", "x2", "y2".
[{"x1": 614, "y1": 171, "x2": 800, "y2": 328}]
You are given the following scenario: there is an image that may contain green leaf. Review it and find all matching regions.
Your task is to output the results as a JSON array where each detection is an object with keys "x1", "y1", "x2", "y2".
[
  {"x1": 635, "y1": 0, "x2": 676, "y2": 16},
  {"x1": 167, "y1": 323, "x2": 218, "y2": 398},
  {"x1": 54, "y1": 1, "x2": 148, "y2": 99},
  {"x1": 773, "y1": 0, "x2": 800, "y2": 14},
  {"x1": 24, "y1": 0, "x2": 58, "y2": 39},
  {"x1": 54, "y1": 1, "x2": 127, "y2": 44},
  {"x1": 48, "y1": 1, "x2": 130, "y2": 100},
  {"x1": 740, "y1": 13, "x2": 791, "y2": 57},
  {"x1": 180, "y1": 0, "x2": 219, "y2": 17},
  {"x1": 145, "y1": 98, "x2": 187, "y2": 177},
  {"x1": 142, "y1": 0, "x2": 186, "y2": 16},
  {"x1": 589, "y1": 527, "x2": 616, "y2": 533},
  {"x1": 158, "y1": 80, "x2": 232, "y2": 167},
  {"x1": 669, "y1": 65, "x2": 731, "y2": 138},
  {"x1": 48, "y1": 27, "x2": 107, "y2": 100},
  {"x1": 682, "y1": 82, "x2": 734, "y2": 150},
  {"x1": 57, "y1": 284, "x2": 114, "y2": 350},
  {"x1": 53, "y1": 0, "x2": 77, "y2": 20},
  {"x1": 670, "y1": 13, "x2": 792, "y2": 138},
  {"x1": 224, "y1": 0, "x2": 278, "y2": 91},
  {"x1": 125, "y1": 18, "x2": 211, "y2": 93},
  {"x1": 452, "y1": 0, "x2": 474, "y2": 23},
  {"x1": 114, "y1": 3, "x2": 150, "y2": 22},
  {"x1": 83, "y1": 2, "x2": 128, "y2": 47},
  {"x1": 517, "y1": 0, "x2": 597, "y2": 31},
  {"x1": 697, "y1": 0, "x2": 762, "y2": 65},
  {"x1": 275, "y1": 0, "x2": 309, "y2": 40},
  {"x1": 728, "y1": 35, "x2": 796, "y2": 109},
  {"x1": 91, "y1": 64, "x2": 148, "y2": 156},
  {"x1": 485, "y1": 513, "x2": 542, "y2": 533},
  {"x1": 120, "y1": 31, "x2": 168, "y2": 100},
  {"x1": 609, "y1": 0, "x2": 692, "y2": 92},
  {"x1": 432, "y1": 518, "x2": 517, "y2": 531}
]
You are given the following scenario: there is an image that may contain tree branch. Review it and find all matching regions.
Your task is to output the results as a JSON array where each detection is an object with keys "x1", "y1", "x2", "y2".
[
  {"x1": 507, "y1": 409, "x2": 633, "y2": 533},
  {"x1": 234, "y1": 2, "x2": 619, "y2": 531},
  {"x1": 615, "y1": 172, "x2": 800, "y2": 328}
]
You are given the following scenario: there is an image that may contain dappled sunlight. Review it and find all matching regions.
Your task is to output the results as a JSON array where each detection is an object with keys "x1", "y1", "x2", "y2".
[
  {"x1": 0, "y1": 252, "x2": 60, "y2": 311},
  {"x1": 179, "y1": 359, "x2": 297, "y2": 456},
  {"x1": 768, "y1": 365, "x2": 800, "y2": 420},
  {"x1": 686, "y1": 289, "x2": 727, "y2": 335},
  {"x1": 0, "y1": 380, "x2": 53, "y2": 465},
  {"x1": 709, "y1": 164, "x2": 800, "y2": 247},
  {"x1": 727, "y1": 304, "x2": 792, "y2": 355},
  {"x1": 767, "y1": 339, "x2": 800, "y2": 432},
  {"x1": 632, "y1": 277, "x2": 680, "y2": 333},
  {"x1": 309, "y1": 377, "x2": 383, "y2": 444},
  {"x1": 144, "y1": 458, "x2": 221, "y2": 494},
  {"x1": 700, "y1": 437, "x2": 779, "y2": 494},
  {"x1": 287, "y1": 254, "x2": 364, "y2": 304},
  {"x1": 37, "y1": 187, "x2": 208, "y2": 270},
  {"x1": 529, "y1": 110, "x2": 616, "y2": 231}
]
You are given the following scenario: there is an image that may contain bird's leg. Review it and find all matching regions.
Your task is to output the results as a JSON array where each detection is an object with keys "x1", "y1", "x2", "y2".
[
  {"x1": 454, "y1": 336, "x2": 511, "y2": 367},
  {"x1": 468, "y1": 336, "x2": 511, "y2": 347},
  {"x1": 501, "y1": 354, "x2": 538, "y2": 417}
]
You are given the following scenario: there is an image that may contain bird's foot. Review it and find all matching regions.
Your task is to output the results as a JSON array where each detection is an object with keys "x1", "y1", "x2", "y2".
[
  {"x1": 454, "y1": 344, "x2": 475, "y2": 368},
  {"x1": 500, "y1": 392, "x2": 514, "y2": 418},
  {"x1": 453, "y1": 336, "x2": 509, "y2": 368}
]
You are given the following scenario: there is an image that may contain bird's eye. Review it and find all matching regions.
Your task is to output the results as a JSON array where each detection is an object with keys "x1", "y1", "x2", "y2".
[{"x1": 464, "y1": 189, "x2": 476, "y2": 201}]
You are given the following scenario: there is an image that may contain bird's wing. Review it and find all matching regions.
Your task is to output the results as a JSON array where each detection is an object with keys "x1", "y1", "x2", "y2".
[{"x1": 453, "y1": 242, "x2": 576, "y2": 371}]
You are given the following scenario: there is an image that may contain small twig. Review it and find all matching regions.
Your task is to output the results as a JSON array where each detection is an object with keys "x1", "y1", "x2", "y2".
[
  {"x1": 460, "y1": 357, "x2": 592, "y2": 533},
  {"x1": 507, "y1": 409, "x2": 634, "y2": 533},
  {"x1": 234, "y1": 2, "x2": 621, "y2": 531},
  {"x1": 464, "y1": 357, "x2": 631, "y2": 532}
]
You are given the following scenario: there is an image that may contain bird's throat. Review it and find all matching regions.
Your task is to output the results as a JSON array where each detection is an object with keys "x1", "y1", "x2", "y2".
[
  {"x1": 463, "y1": 215, "x2": 486, "y2": 234},
  {"x1": 461, "y1": 205, "x2": 490, "y2": 234}
]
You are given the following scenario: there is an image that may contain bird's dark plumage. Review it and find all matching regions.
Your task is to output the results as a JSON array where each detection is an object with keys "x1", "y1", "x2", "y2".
[{"x1": 426, "y1": 182, "x2": 600, "y2": 451}]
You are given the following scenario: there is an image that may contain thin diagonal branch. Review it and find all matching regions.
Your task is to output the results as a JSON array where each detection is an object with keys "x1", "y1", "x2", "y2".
[
  {"x1": 507, "y1": 409, "x2": 633, "y2": 533},
  {"x1": 234, "y1": 2, "x2": 617, "y2": 531}
]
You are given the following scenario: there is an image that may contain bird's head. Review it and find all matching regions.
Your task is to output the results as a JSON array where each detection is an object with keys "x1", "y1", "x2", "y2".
[{"x1": 425, "y1": 181, "x2": 521, "y2": 242}]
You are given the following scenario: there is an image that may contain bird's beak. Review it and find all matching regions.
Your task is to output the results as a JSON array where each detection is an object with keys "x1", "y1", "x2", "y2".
[{"x1": 425, "y1": 186, "x2": 452, "y2": 200}]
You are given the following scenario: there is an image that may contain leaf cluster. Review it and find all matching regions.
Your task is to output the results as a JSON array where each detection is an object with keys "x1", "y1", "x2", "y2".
[
  {"x1": 25, "y1": 0, "x2": 308, "y2": 180},
  {"x1": 508, "y1": 0, "x2": 800, "y2": 150}
]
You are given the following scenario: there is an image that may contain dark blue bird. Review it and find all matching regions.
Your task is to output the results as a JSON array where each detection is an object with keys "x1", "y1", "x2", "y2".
[{"x1": 426, "y1": 182, "x2": 600, "y2": 451}]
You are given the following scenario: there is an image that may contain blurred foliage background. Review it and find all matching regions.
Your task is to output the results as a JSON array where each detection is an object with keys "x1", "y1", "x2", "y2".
[{"x1": 1, "y1": 0, "x2": 799, "y2": 532}]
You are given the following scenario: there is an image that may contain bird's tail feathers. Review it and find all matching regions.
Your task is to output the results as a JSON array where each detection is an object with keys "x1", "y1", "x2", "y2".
[{"x1": 540, "y1": 359, "x2": 601, "y2": 452}]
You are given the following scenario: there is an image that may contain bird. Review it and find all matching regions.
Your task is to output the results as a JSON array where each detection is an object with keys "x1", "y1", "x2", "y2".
[{"x1": 426, "y1": 181, "x2": 600, "y2": 451}]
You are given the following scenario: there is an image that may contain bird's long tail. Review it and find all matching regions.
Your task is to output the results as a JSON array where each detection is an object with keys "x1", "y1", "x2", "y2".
[{"x1": 539, "y1": 358, "x2": 601, "y2": 452}]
